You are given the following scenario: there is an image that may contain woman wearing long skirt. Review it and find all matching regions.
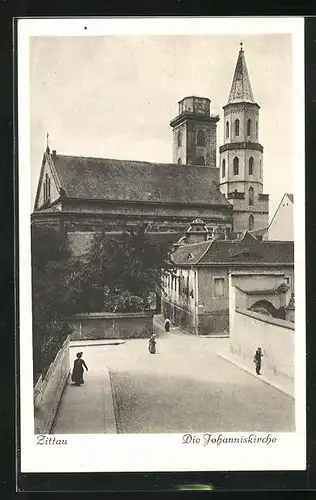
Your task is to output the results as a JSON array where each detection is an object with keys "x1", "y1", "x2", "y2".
[
  {"x1": 71, "y1": 352, "x2": 88, "y2": 386},
  {"x1": 164, "y1": 317, "x2": 170, "y2": 333},
  {"x1": 148, "y1": 334, "x2": 157, "y2": 354}
]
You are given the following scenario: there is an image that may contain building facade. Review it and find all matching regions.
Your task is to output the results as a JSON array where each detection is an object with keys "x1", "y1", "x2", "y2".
[{"x1": 162, "y1": 222, "x2": 294, "y2": 335}]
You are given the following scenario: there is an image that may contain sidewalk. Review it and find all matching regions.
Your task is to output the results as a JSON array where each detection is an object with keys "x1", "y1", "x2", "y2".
[
  {"x1": 51, "y1": 367, "x2": 117, "y2": 434},
  {"x1": 217, "y1": 349, "x2": 294, "y2": 399}
]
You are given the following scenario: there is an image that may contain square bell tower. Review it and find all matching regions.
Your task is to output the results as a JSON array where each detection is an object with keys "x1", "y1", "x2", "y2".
[{"x1": 170, "y1": 96, "x2": 219, "y2": 167}]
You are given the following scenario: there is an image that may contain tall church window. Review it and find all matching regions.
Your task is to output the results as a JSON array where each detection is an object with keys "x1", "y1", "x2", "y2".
[
  {"x1": 222, "y1": 159, "x2": 226, "y2": 178},
  {"x1": 247, "y1": 119, "x2": 252, "y2": 136},
  {"x1": 256, "y1": 121, "x2": 258, "y2": 139},
  {"x1": 197, "y1": 130, "x2": 206, "y2": 147},
  {"x1": 234, "y1": 119, "x2": 240, "y2": 136},
  {"x1": 260, "y1": 159, "x2": 262, "y2": 178},
  {"x1": 196, "y1": 156, "x2": 205, "y2": 166},
  {"x1": 226, "y1": 121, "x2": 229, "y2": 138},
  {"x1": 178, "y1": 158, "x2": 182, "y2": 164},
  {"x1": 233, "y1": 157, "x2": 239, "y2": 175},
  {"x1": 249, "y1": 187, "x2": 254, "y2": 206},
  {"x1": 177, "y1": 131, "x2": 182, "y2": 147},
  {"x1": 249, "y1": 157, "x2": 254, "y2": 175},
  {"x1": 249, "y1": 214, "x2": 254, "y2": 230},
  {"x1": 43, "y1": 173, "x2": 51, "y2": 203}
]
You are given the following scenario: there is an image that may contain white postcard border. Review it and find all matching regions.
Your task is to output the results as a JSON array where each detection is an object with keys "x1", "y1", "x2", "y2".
[{"x1": 18, "y1": 16, "x2": 306, "y2": 473}]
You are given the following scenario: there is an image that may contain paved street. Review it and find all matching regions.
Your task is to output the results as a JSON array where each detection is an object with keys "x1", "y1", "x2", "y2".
[{"x1": 52, "y1": 320, "x2": 295, "y2": 434}]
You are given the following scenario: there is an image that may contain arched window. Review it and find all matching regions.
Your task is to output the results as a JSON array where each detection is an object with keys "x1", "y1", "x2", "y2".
[
  {"x1": 197, "y1": 130, "x2": 206, "y2": 147},
  {"x1": 247, "y1": 119, "x2": 251, "y2": 136},
  {"x1": 178, "y1": 157, "x2": 182, "y2": 164},
  {"x1": 222, "y1": 159, "x2": 226, "y2": 178},
  {"x1": 177, "y1": 131, "x2": 182, "y2": 147},
  {"x1": 249, "y1": 157, "x2": 254, "y2": 175},
  {"x1": 233, "y1": 156, "x2": 239, "y2": 175},
  {"x1": 249, "y1": 187, "x2": 254, "y2": 206},
  {"x1": 256, "y1": 121, "x2": 258, "y2": 139},
  {"x1": 249, "y1": 214, "x2": 254, "y2": 230},
  {"x1": 234, "y1": 119, "x2": 240, "y2": 136},
  {"x1": 196, "y1": 156, "x2": 205, "y2": 166},
  {"x1": 226, "y1": 121, "x2": 229, "y2": 138}
]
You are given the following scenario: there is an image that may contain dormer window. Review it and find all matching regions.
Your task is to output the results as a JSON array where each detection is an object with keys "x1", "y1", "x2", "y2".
[{"x1": 187, "y1": 253, "x2": 194, "y2": 259}]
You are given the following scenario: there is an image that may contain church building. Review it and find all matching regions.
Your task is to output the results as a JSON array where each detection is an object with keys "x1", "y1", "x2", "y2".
[{"x1": 32, "y1": 45, "x2": 270, "y2": 255}]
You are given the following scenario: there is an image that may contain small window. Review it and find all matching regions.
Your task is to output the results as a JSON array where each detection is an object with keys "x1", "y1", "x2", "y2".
[
  {"x1": 187, "y1": 253, "x2": 194, "y2": 259},
  {"x1": 177, "y1": 131, "x2": 182, "y2": 147},
  {"x1": 285, "y1": 276, "x2": 291, "y2": 286},
  {"x1": 214, "y1": 277, "x2": 225, "y2": 297},
  {"x1": 234, "y1": 119, "x2": 240, "y2": 136},
  {"x1": 233, "y1": 157, "x2": 239, "y2": 175},
  {"x1": 178, "y1": 157, "x2": 182, "y2": 164},
  {"x1": 249, "y1": 187, "x2": 254, "y2": 206},
  {"x1": 222, "y1": 159, "x2": 226, "y2": 178},
  {"x1": 226, "y1": 121, "x2": 229, "y2": 138},
  {"x1": 249, "y1": 214, "x2": 254, "y2": 230},
  {"x1": 197, "y1": 130, "x2": 206, "y2": 147},
  {"x1": 247, "y1": 119, "x2": 251, "y2": 136},
  {"x1": 249, "y1": 157, "x2": 254, "y2": 175},
  {"x1": 196, "y1": 156, "x2": 205, "y2": 166}
]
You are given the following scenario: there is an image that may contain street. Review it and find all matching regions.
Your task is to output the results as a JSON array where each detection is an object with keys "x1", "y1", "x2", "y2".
[{"x1": 52, "y1": 321, "x2": 295, "y2": 434}]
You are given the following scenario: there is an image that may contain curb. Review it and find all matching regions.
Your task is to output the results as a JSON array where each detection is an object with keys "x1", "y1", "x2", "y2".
[
  {"x1": 102, "y1": 368, "x2": 117, "y2": 434},
  {"x1": 217, "y1": 351, "x2": 294, "y2": 399},
  {"x1": 70, "y1": 340, "x2": 126, "y2": 347}
]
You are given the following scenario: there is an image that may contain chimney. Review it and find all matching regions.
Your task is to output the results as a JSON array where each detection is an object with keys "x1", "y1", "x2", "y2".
[{"x1": 52, "y1": 150, "x2": 57, "y2": 160}]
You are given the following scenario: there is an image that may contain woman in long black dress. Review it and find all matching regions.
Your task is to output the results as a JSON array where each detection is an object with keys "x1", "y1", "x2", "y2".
[
  {"x1": 148, "y1": 334, "x2": 157, "y2": 354},
  {"x1": 71, "y1": 352, "x2": 88, "y2": 386}
]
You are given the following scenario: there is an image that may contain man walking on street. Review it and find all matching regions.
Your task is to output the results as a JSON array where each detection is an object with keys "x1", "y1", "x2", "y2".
[{"x1": 253, "y1": 347, "x2": 263, "y2": 375}]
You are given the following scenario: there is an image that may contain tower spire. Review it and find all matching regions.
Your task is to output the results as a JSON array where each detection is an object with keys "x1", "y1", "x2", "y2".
[{"x1": 228, "y1": 44, "x2": 255, "y2": 104}]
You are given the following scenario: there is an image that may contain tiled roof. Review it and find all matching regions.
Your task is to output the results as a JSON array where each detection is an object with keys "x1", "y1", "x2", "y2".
[
  {"x1": 169, "y1": 240, "x2": 212, "y2": 265},
  {"x1": 52, "y1": 154, "x2": 231, "y2": 206},
  {"x1": 171, "y1": 232, "x2": 294, "y2": 266}
]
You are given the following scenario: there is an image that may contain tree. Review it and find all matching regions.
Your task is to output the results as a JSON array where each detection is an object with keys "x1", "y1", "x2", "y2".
[
  {"x1": 31, "y1": 225, "x2": 75, "y2": 382},
  {"x1": 78, "y1": 224, "x2": 172, "y2": 312}
]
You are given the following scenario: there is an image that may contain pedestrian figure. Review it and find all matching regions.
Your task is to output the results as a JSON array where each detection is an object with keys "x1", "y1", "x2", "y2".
[
  {"x1": 253, "y1": 347, "x2": 263, "y2": 375},
  {"x1": 148, "y1": 334, "x2": 157, "y2": 354},
  {"x1": 164, "y1": 317, "x2": 171, "y2": 333},
  {"x1": 71, "y1": 352, "x2": 88, "y2": 386}
]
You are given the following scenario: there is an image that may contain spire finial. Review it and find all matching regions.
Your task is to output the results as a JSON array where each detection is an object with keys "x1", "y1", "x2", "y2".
[
  {"x1": 46, "y1": 132, "x2": 50, "y2": 153},
  {"x1": 240, "y1": 41, "x2": 243, "y2": 51}
]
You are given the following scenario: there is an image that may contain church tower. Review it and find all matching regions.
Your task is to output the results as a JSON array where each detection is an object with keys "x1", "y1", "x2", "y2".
[
  {"x1": 219, "y1": 43, "x2": 269, "y2": 233},
  {"x1": 170, "y1": 96, "x2": 219, "y2": 167}
]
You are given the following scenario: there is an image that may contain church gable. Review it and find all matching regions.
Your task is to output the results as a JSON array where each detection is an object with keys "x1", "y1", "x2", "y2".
[{"x1": 34, "y1": 152, "x2": 62, "y2": 211}]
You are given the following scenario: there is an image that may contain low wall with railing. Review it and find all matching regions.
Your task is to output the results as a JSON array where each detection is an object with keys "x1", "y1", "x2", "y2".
[
  {"x1": 34, "y1": 336, "x2": 70, "y2": 434},
  {"x1": 68, "y1": 312, "x2": 154, "y2": 340}
]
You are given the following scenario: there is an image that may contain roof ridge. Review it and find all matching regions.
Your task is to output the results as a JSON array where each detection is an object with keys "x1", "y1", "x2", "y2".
[{"x1": 54, "y1": 153, "x2": 220, "y2": 170}]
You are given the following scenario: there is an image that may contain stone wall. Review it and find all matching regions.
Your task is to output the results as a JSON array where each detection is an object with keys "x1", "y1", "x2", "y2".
[
  {"x1": 34, "y1": 336, "x2": 70, "y2": 434},
  {"x1": 68, "y1": 312, "x2": 153, "y2": 340},
  {"x1": 231, "y1": 308, "x2": 294, "y2": 378},
  {"x1": 229, "y1": 272, "x2": 294, "y2": 379}
]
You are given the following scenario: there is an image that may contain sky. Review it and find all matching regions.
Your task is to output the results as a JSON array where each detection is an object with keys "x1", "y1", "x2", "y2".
[{"x1": 30, "y1": 34, "x2": 293, "y2": 217}]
